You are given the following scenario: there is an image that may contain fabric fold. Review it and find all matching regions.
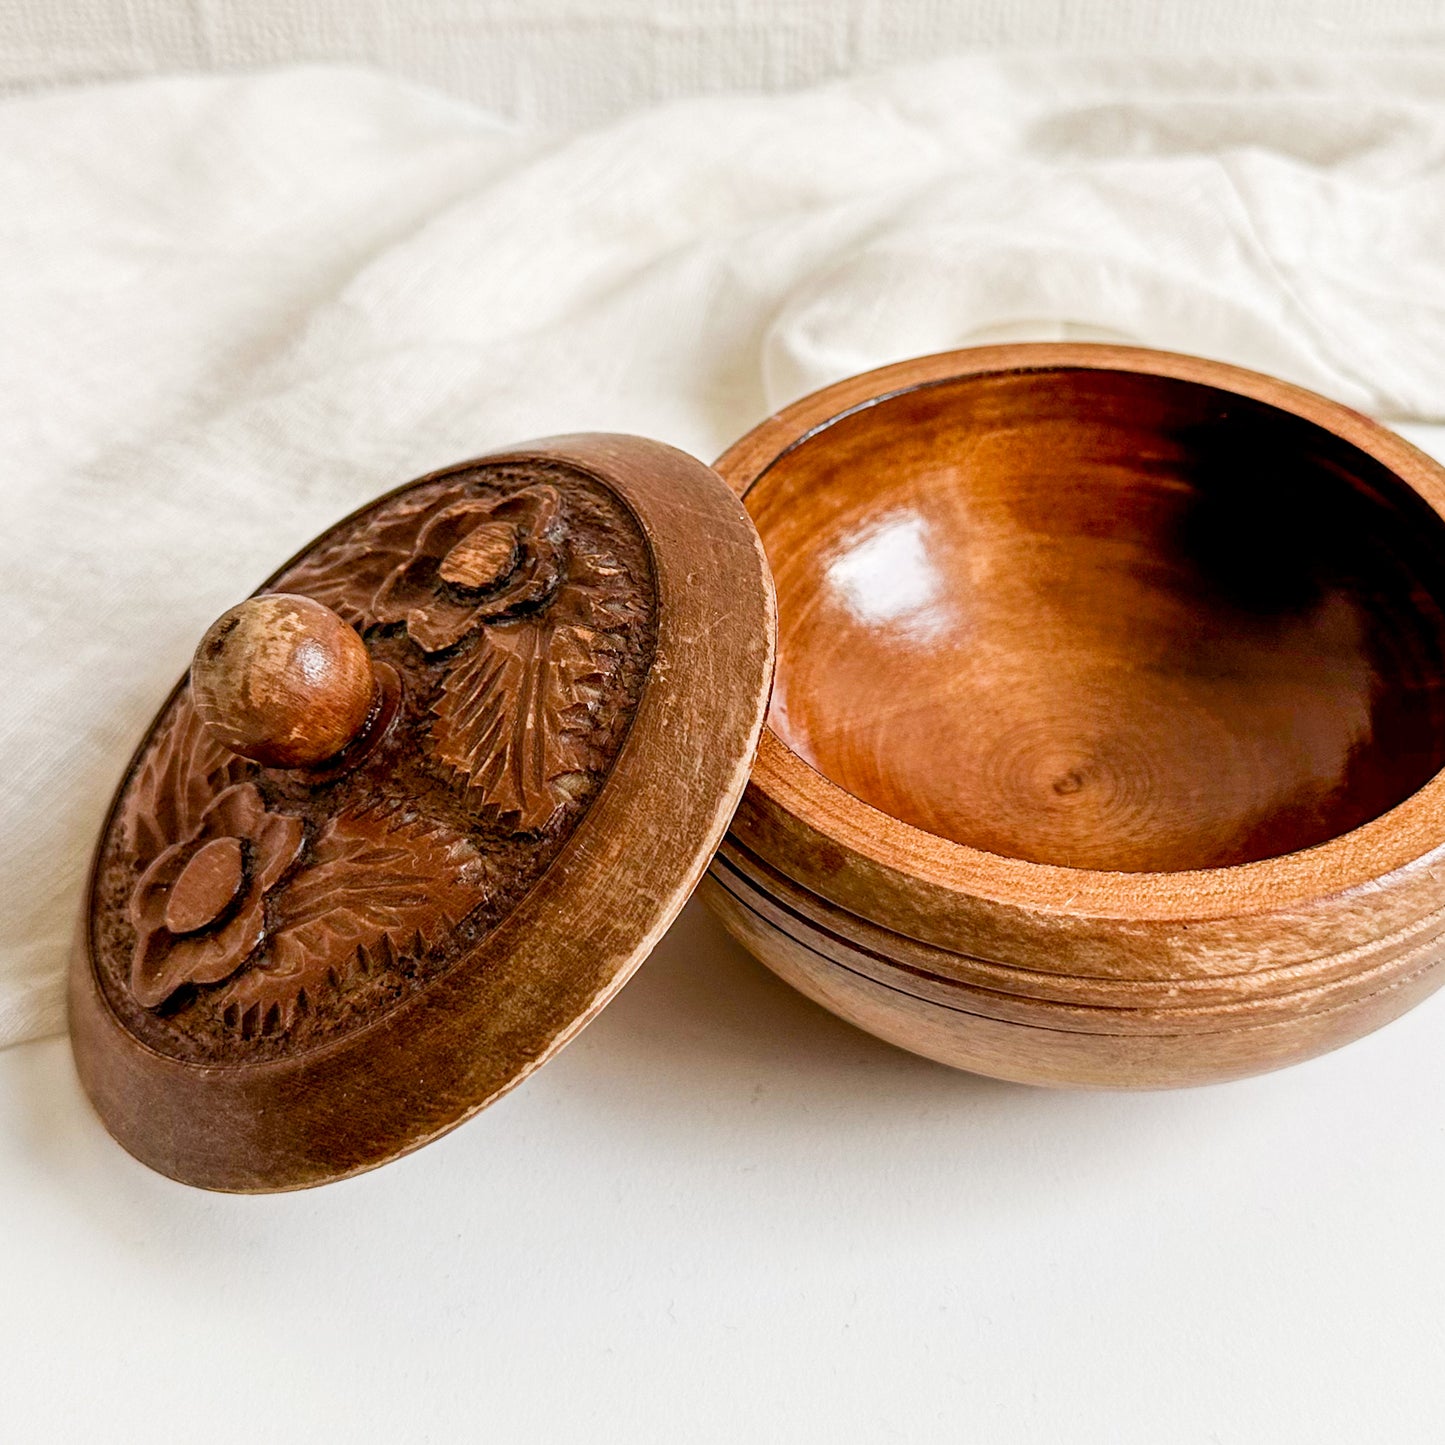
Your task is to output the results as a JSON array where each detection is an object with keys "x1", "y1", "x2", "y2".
[{"x1": 6, "y1": 54, "x2": 1445, "y2": 1046}]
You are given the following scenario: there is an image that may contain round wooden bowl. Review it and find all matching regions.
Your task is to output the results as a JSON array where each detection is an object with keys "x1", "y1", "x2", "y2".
[{"x1": 707, "y1": 344, "x2": 1445, "y2": 1085}]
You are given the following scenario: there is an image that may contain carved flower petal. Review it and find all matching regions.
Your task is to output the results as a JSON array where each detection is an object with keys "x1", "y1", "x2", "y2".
[
  {"x1": 126, "y1": 782, "x2": 304, "y2": 1010},
  {"x1": 195, "y1": 781, "x2": 267, "y2": 842},
  {"x1": 374, "y1": 502, "x2": 499, "y2": 626},
  {"x1": 416, "y1": 500, "x2": 499, "y2": 558},
  {"x1": 181, "y1": 893, "x2": 268, "y2": 988},
  {"x1": 373, "y1": 486, "x2": 569, "y2": 649},
  {"x1": 405, "y1": 597, "x2": 485, "y2": 653},
  {"x1": 437, "y1": 521, "x2": 521, "y2": 593},
  {"x1": 129, "y1": 926, "x2": 182, "y2": 1010},
  {"x1": 471, "y1": 542, "x2": 564, "y2": 620},
  {"x1": 252, "y1": 812, "x2": 306, "y2": 892},
  {"x1": 493, "y1": 486, "x2": 560, "y2": 535},
  {"x1": 130, "y1": 892, "x2": 267, "y2": 1008},
  {"x1": 129, "y1": 839, "x2": 196, "y2": 930},
  {"x1": 374, "y1": 553, "x2": 440, "y2": 627}
]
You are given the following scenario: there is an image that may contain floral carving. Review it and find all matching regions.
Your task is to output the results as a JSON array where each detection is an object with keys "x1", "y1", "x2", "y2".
[
  {"x1": 129, "y1": 782, "x2": 304, "y2": 1009},
  {"x1": 432, "y1": 543, "x2": 646, "y2": 830},
  {"x1": 93, "y1": 462, "x2": 655, "y2": 1059},
  {"x1": 373, "y1": 486, "x2": 564, "y2": 652},
  {"x1": 123, "y1": 696, "x2": 253, "y2": 868},
  {"x1": 215, "y1": 809, "x2": 488, "y2": 1037},
  {"x1": 302, "y1": 473, "x2": 648, "y2": 831},
  {"x1": 273, "y1": 487, "x2": 461, "y2": 631}
]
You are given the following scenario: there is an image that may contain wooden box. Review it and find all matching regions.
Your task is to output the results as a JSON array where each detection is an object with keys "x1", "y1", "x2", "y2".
[{"x1": 71, "y1": 345, "x2": 1445, "y2": 1188}]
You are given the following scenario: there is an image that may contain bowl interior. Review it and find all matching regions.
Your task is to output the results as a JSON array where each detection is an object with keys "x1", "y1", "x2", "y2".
[{"x1": 749, "y1": 367, "x2": 1445, "y2": 872}]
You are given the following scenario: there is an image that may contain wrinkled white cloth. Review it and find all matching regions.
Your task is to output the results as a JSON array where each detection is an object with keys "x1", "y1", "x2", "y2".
[{"x1": 5, "y1": 53, "x2": 1445, "y2": 1047}]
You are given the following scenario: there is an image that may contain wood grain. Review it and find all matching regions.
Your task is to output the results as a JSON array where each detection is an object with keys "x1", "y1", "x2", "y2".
[
  {"x1": 716, "y1": 835, "x2": 1445, "y2": 1017},
  {"x1": 709, "y1": 344, "x2": 1445, "y2": 1085},
  {"x1": 191, "y1": 594, "x2": 378, "y2": 768},
  {"x1": 709, "y1": 846, "x2": 1445, "y2": 1042},
  {"x1": 71, "y1": 434, "x2": 776, "y2": 1190},
  {"x1": 751, "y1": 367, "x2": 1445, "y2": 874},
  {"x1": 699, "y1": 871, "x2": 1445, "y2": 1089}
]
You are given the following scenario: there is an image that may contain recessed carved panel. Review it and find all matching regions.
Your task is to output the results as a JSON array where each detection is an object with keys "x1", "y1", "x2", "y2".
[{"x1": 88, "y1": 461, "x2": 658, "y2": 1064}]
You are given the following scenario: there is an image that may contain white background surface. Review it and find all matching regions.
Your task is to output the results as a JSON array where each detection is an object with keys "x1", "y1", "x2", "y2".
[
  {"x1": 7, "y1": 0, "x2": 1445, "y2": 125},
  {"x1": 6, "y1": 49, "x2": 1445, "y2": 1444},
  {"x1": 4, "y1": 896, "x2": 1445, "y2": 1442}
]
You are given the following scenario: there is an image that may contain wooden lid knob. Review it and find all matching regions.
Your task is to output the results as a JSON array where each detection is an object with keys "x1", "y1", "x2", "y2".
[{"x1": 190, "y1": 594, "x2": 376, "y2": 768}]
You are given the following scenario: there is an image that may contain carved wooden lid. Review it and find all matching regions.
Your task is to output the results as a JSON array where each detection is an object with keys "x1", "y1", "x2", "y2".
[{"x1": 70, "y1": 434, "x2": 776, "y2": 1191}]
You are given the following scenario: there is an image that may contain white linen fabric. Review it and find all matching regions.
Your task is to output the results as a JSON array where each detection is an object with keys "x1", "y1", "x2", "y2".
[
  {"x1": 5, "y1": 53, "x2": 1445, "y2": 1047},
  {"x1": 6, "y1": 1, "x2": 1445, "y2": 127}
]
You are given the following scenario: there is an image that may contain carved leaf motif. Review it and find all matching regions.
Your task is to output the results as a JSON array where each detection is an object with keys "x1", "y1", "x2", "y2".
[
  {"x1": 214, "y1": 809, "x2": 487, "y2": 1036},
  {"x1": 431, "y1": 544, "x2": 648, "y2": 830},
  {"x1": 122, "y1": 698, "x2": 252, "y2": 867},
  {"x1": 275, "y1": 489, "x2": 460, "y2": 629}
]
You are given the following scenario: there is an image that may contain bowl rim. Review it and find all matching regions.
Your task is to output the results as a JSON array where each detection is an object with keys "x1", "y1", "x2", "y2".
[{"x1": 714, "y1": 342, "x2": 1445, "y2": 924}]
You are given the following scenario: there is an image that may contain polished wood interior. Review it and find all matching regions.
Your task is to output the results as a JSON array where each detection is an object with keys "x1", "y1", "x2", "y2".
[{"x1": 750, "y1": 368, "x2": 1445, "y2": 872}]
